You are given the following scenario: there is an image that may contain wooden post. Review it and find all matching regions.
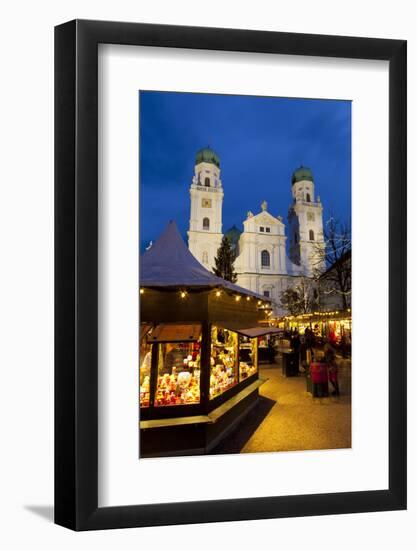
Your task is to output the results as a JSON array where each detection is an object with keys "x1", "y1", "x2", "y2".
[{"x1": 200, "y1": 321, "x2": 211, "y2": 411}]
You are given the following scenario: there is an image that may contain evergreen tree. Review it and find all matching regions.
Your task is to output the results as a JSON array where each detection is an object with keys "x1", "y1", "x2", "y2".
[{"x1": 213, "y1": 236, "x2": 238, "y2": 282}]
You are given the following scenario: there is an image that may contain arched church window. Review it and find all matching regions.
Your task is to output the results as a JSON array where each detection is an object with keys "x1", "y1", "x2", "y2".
[
  {"x1": 202, "y1": 251, "x2": 208, "y2": 264},
  {"x1": 205, "y1": 177, "x2": 210, "y2": 187},
  {"x1": 263, "y1": 290, "x2": 270, "y2": 298},
  {"x1": 203, "y1": 217, "x2": 210, "y2": 230},
  {"x1": 309, "y1": 229, "x2": 315, "y2": 241},
  {"x1": 306, "y1": 193, "x2": 311, "y2": 202},
  {"x1": 261, "y1": 250, "x2": 270, "y2": 268}
]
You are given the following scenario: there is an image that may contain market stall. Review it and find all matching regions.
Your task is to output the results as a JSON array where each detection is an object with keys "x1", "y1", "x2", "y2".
[
  {"x1": 276, "y1": 310, "x2": 351, "y2": 352},
  {"x1": 139, "y1": 221, "x2": 279, "y2": 456}
]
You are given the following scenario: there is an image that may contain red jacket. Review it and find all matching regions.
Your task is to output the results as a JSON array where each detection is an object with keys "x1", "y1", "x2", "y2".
[{"x1": 310, "y1": 362, "x2": 328, "y2": 384}]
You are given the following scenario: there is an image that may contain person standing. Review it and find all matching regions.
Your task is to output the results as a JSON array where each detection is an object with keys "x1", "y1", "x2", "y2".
[
  {"x1": 325, "y1": 343, "x2": 340, "y2": 396},
  {"x1": 291, "y1": 330, "x2": 301, "y2": 373},
  {"x1": 305, "y1": 327, "x2": 316, "y2": 366},
  {"x1": 267, "y1": 336, "x2": 276, "y2": 364}
]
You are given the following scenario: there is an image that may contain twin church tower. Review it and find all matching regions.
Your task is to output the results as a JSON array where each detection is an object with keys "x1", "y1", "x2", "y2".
[{"x1": 187, "y1": 147, "x2": 325, "y2": 311}]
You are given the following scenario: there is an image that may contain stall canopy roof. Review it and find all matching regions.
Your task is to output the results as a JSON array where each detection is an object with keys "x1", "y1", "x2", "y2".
[
  {"x1": 140, "y1": 221, "x2": 269, "y2": 301},
  {"x1": 147, "y1": 323, "x2": 202, "y2": 343},
  {"x1": 235, "y1": 327, "x2": 283, "y2": 338},
  {"x1": 216, "y1": 323, "x2": 283, "y2": 338}
]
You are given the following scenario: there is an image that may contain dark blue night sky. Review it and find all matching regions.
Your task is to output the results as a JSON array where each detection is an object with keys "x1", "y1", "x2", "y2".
[{"x1": 139, "y1": 91, "x2": 351, "y2": 253}]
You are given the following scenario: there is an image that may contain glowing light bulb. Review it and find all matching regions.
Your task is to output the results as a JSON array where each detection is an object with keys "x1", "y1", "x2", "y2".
[
  {"x1": 180, "y1": 291, "x2": 187, "y2": 299},
  {"x1": 140, "y1": 288, "x2": 144, "y2": 295}
]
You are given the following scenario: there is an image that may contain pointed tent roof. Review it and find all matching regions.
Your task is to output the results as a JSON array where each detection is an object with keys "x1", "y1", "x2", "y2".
[{"x1": 140, "y1": 221, "x2": 267, "y2": 300}]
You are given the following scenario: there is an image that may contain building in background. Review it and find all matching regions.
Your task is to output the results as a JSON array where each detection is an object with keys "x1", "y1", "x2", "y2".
[{"x1": 187, "y1": 147, "x2": 326, "y2": 314}]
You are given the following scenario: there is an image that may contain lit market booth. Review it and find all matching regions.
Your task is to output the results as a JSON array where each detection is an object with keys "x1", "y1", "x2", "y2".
[
  {"x1": 276, "y1": 310, "x2": 352, "y2": 351},
  {"x1": 139, "y1": 221, "x2": 278, "y2": 457}
]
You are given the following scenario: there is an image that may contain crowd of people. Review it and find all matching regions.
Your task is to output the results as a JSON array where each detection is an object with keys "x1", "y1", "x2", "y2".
[{"x1": 280, "y1": 325, "x2": 351, "y2": 397}]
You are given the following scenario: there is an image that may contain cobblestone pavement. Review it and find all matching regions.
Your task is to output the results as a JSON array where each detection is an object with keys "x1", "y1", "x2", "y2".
[{"x1": 211, "y1": 360, "x2": 351, "y2": 455}]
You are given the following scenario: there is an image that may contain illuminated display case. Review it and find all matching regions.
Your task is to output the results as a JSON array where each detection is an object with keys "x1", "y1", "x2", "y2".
[
  {"x1": 210, "y1": 326, "x2": 238, "y2": 399},
  {"x1": 139, "y1": 342, "x2": 152, "y2": 407},
  {"x1": 154, "y1": 339, "x2": 201, "y2": 406},
  {"x1": 139, "y1": 317, "x2": 261, "y2": 421},
  {"x1": 139, "y1": 324, "x2": 153, "y2": 407}
]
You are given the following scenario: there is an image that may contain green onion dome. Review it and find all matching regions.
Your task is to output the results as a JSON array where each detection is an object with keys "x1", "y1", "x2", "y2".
[
  {"x1": 291, "y1": 166, "x2": 314, "y2": 185},
  {"x1": 195, "y1": 147, "x2": 220, "y2": 168},
  {"x1": 224, "y1": 224, "x2": 242, "y2": 248}
]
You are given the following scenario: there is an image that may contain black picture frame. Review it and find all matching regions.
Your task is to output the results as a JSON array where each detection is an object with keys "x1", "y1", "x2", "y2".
[{"x1": 55, "y1": 19, "x2": 407, "y2": 531}]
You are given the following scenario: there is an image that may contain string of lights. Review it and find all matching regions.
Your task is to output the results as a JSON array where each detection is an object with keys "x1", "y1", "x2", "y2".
[{"x1": 139, "y1": 286, "x2": 271, "y2": 311}]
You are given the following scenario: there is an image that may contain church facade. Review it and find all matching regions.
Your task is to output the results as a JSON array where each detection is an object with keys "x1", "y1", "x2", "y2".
[{"x1": 187, "y1": 147, "x2": 326, "y2": 315}]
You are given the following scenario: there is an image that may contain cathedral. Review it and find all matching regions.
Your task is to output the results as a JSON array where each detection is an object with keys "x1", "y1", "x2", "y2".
[{"x1": 187, "y1": 147, "x2": 326, "y2": 314}]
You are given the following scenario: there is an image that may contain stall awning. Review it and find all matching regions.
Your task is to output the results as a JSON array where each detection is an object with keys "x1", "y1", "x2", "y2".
[
  {"x1": 236, "y1": 327, "x2": 283, "y2": 338},
  {"x1": 147, "y1": 323, "x2": 202, "y2": 343},
  {"x1": 215, "y1": 323, "x2": 283, "y2": 338}
]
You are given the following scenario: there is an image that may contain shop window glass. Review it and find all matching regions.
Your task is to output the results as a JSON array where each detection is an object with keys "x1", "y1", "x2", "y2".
[
  {"x1": 139, "y1": 337, "x2": 153, "y2": 407},
  {"x1": 154, "y1": 340, "x2": 201, "y2": 406},
  {"x1": 210, "y1": 326, "x2": 238, "y2": 399},
  {"x1": 238, "y1": 336, "x2": 258, "y2": 380}
]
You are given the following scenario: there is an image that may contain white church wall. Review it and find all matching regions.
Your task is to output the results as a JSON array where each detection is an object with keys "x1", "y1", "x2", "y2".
[
  {"x1": 235, "y1": 206, "x2": 287, "y2": 277},
  {"x1": 235, "y1": 273, "x2": 310, "y2": 316}
]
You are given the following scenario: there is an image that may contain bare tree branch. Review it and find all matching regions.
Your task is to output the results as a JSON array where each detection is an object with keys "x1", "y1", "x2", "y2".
[{"x1": 311, "y1": 216, "x2": 351, "y2": 310}]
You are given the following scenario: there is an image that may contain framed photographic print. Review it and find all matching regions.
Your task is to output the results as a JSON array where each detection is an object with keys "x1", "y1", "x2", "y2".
[{"x1": 55, "y1": 20, "x2": 407, "y2": 530}]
